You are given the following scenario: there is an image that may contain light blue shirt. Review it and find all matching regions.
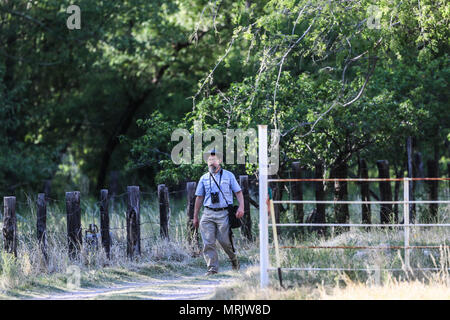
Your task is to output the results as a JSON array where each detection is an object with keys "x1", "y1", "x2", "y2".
[{"x1": 195, "y1": 168, "x2": 242, "y2": 208}]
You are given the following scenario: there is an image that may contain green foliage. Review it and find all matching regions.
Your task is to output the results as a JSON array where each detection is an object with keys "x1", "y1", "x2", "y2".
[
  {"x1": 0, "y1": 0, "x2": 245, "y2": 194},
  {"x1": 136, "y1": 0, "x2": 449, "y2": 184},
  {"x1": 0, "y1": 0, "x2": 448, "y2": 194}
]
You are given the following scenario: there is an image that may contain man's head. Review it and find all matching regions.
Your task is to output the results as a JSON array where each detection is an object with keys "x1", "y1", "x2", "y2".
[{"x1": 204, "y1": 148, "x2": 223, "y2": 173}]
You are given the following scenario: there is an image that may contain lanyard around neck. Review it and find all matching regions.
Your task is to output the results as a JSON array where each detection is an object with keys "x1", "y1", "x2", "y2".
[{"x1": 209, "y1": 168, "x2": 223, "y2": 190}]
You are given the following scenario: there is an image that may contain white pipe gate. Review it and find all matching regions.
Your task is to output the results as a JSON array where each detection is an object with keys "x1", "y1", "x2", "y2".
[{"x1": 258, "y1": 125, "x2": 450, "y2": 289}]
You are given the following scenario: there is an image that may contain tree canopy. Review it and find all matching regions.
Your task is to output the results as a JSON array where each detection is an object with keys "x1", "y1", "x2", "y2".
[{"x1": 0, "y1": 0, "x2": 448, "y2": 196}]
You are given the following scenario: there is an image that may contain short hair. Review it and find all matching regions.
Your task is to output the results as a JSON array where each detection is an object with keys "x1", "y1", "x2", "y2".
[{"x1": 203, "y1": 150, "x2": 223, "y2": 162}]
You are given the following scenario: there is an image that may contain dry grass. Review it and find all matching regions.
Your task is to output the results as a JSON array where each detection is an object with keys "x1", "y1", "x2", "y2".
[
  {"x1": 320, "y1": 279, "x2": 450, "y2": 299},
  {"x1": 0, "y1": 197, "x2": 208, "y2": 296},
  {"x1": 0, "y1": 195, "x2": 258, "y2": 298},
  {"x1": 213, "y1": 264, "x2": 450, "y2": 300},
  {"x1": 0, "y1": 194, "x2": 449, "y2": 300},
  {"x1": 212, "y1": 225, "x2": 450, "y2": 300}
]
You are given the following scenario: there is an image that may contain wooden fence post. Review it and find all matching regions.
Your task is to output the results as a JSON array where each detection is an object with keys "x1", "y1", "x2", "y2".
[
  {"x1": 100, "y1": 189, "x2": 111, "y2": 259},
  {"x1": 3, "y1": 196, "x2": 17, "y2": 257},
  {"x1": 126, "y1": 186, "x2": 140, "y2": 258},
  {"x1": 359, "y1": 159, "x2": 371, "y2": 224},
  {"x1": 239, "y1": 175, "x2": 252, "y2": 241},
  {"x1": 291, "y1": 162, "x2": 304, "y2": 226},
  {"x1": 66, "y1": 191, "x2": 82, "y2": 260},
  {"x1": 186, "y1": 182, "x2": 199, "y2": 251},
  {"x1": 158, "y1": 184, "x2": 170, "y2": 240},
  {"x1": 427, "y1": 160, "x2": 439, "y2": 222},
  {"x1": 314, "y1": 161, "x2": 326, "y2": 235},
  {"x1": 37, "y1": 193, "x2": 48, "y2": 261},
  {"x1": 376, "y1": 160, "x2": 394, "y2": 224}
]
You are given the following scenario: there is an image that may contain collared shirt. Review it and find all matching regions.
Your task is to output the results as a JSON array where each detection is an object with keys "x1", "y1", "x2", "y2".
[{"x1": 195, "y1": 168, "x2": 242, "y2": 208}]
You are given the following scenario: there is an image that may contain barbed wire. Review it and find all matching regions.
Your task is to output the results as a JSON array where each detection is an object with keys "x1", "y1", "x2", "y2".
[
  {"x1": 140, "y1": 191, "x2": 158, "y2": 196},
  {"x1": 6, "y1": 188, "x2": 187, "y2": 206},
  {"x1": 274, "y1": 245, "x2": 449, "y2": 250},
  {"x1": 108, "y1": 192, "x2": 129, "y2": 199},
  {"x1": 141, "y1": 236, "x2": 157, "y2": 241},
  {"x1": 269, "y1": 178, "x2": 450, "y2": 182}
]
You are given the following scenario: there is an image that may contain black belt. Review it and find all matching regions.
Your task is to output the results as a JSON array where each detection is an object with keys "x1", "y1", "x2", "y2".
[{"x1": 205, "y1": 206, "x2": 227, "y2": 212}]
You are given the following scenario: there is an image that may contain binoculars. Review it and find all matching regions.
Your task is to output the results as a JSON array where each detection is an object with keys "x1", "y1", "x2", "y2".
[{"x1": 211, "y1": 191, "x2": 220, "y2": 204}]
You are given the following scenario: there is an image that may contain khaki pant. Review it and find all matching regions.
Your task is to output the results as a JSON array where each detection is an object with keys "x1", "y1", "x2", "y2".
[{"x1": 200, "y1": 207, "x2": 237, "y2": 272}]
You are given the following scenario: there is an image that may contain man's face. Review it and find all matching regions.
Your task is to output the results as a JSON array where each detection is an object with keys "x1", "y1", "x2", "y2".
[{"x1": 207, "y1": 155, "x2": 221, "y2": 170}]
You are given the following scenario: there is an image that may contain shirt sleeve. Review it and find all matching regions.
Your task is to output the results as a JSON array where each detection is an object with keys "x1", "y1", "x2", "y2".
[
  {"x1": 195, "y1": 177, "x2": 205, "y2": 196},
  {"x1": 230, "y1": 173, "x2": 242, "y2": 193}
]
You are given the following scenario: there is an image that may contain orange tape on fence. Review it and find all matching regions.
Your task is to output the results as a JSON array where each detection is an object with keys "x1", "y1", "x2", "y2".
[
  {"x1": 274, "y1": 245, "x2": 449, "y2": 250},
  {"x1": 268, "y1": 178, "x2": 450, "y2": 182}
]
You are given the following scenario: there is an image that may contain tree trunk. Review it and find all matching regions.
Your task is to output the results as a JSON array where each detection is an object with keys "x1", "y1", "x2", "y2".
[
  {"x1": 427, "y1": 160, "x2": 439, "y2": 222},
  {"x1": 376, "y1": 160, "x2": 394, "y2": 223},
  {"x1": 447, "y1": 163, "x2": 450, "y2": 192},
  {"x1": 291, "y1": 162, "x2": 304, "y2": 225},
  {"x1": 412, "y1": 151, "x2": 424, "y2": 221},
  {"x1": 393, "y1": 169, "x2": 402, "y2": 224},
  {"x1": 239, "y1": 176, "x2": 253, "y2": 241},
  {"x1": 406, "y1": 137, "x2": 415, "y2": 223},
  {"x1": 96, "y1": 97, "x2": 148, "y2": 193},
  {"x1": 269, "y1": 174, "x2": 282, "y2": 223},
  {"x1": 109, "y1": 171, "x2": 119, "y2": 197},
  {"x1": 359, "y1": 159, "x2": 371, "y2": 224},
  {"x1": 332, "y1": 162, "x2": 349, "y2": 233},
  {"x1": 43, "y1": 180, "x2": 52, "y2": 198},
  {"x1": 95, "y1": 33, "x2": 210, "y2": 193},
  {"x1": 314, "y1": 161, "x2": 326, "y2": 235}
]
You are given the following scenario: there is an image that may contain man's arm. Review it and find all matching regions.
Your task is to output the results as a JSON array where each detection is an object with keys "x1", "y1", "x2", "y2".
[
  {"x1": 193, "y1": 195, "x2": 204, "y2": 228},
  {"x1": 235, "y1": 190, "x2": 245, "y2": 218}
]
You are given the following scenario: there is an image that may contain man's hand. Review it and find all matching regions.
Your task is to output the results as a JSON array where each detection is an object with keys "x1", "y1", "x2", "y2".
[
  {"x1": 193, "y1": 195, "x2": 204, "y2": 229},
  {"x1": 193, "y1": 216, "x2": 199, "y2": 228},
  {"x1": 236, "y1": 205, "x2": 244, "y2": 219},
  {"x1": 235, "y1": 190, "x2": 245, "y2": 219}
]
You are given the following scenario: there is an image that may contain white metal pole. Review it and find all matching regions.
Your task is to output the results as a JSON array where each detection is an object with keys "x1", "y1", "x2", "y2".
[
  {"x1": 258, "y1": 125, "x2": 269, "y2": 288},
  {"x1": 403, "y1": 178, "x2": 411, "y2": 270}
]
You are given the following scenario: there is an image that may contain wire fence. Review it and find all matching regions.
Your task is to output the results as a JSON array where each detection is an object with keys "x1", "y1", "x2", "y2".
[
  {"x1": 1, "y1": 186, "x2": 193, "y2": 256},
  {"x1": 257, "y1": 124, "x2": 450, "y2": 288},
  {"x1": 266, "y1": 178, "x2": 450, "y2": 276}
]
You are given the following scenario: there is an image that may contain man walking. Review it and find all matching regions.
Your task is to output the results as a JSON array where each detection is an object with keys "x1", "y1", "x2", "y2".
[{"x1": 193, "y1": 149, "x2": 245, "y2": 276}]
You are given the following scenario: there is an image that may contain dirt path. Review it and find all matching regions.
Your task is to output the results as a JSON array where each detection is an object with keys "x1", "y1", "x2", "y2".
[{"x1": 30, "y1": 269, "x2": 240, "y2": 300}]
